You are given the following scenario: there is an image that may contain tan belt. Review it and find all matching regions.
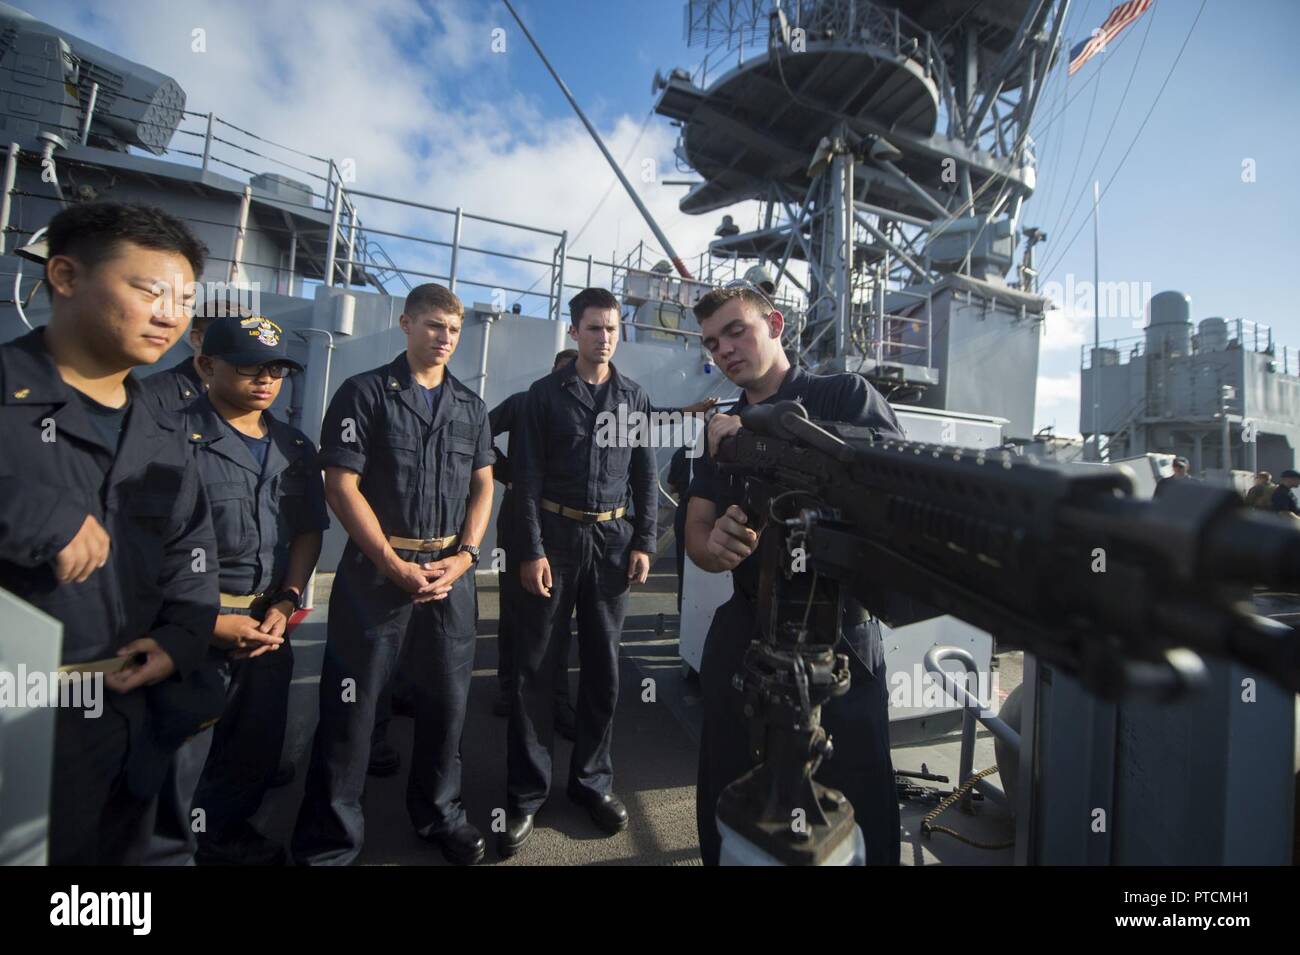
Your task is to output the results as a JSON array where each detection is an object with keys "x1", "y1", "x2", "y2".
[
  {"x1": 540, "y1": 498, "x2": 626, "y2": 524},
  {"x1": 387, "y1": 533, "x2": 459, "y2": 553},
  {"x1": 220, "y1": 592, "x2": 264, "y2": 609}
]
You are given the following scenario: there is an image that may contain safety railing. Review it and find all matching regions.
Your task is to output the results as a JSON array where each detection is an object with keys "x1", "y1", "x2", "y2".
[
  {"x1": 683, "y1": 0, "x2": 946, "y2": 91},
  {"x1": 1081, "y1": 323, "x2": 1293, "y2": 375},
  {"x1": 922, "y1": 646, "x2": 1015, "y2": 812},
  {"x1": 4, "y1": 75, "x2": 808, "y2": 342}
]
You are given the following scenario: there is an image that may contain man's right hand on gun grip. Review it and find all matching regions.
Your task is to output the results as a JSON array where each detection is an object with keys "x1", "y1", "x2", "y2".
[
  {"x1": 54, "y1": 514, "x2": 111, "y2": 584},
  {"x1": 522, "y1": 556, "x2": 553, "y2": 597},
  {"x1": 706, "y1": 413, "x2": 743, "y2": 458},
  {"x1": 707, "y1": 504, "x2": 759, "y2": 570}
]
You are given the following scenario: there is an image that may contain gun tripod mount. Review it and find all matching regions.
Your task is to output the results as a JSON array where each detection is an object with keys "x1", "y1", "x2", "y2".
[
  {"x1": 717, "y1": 634, "x2": 865, "y2": 865},
  {"x1": 716, "y1": 465, "x2": 865, "y2": 865}
]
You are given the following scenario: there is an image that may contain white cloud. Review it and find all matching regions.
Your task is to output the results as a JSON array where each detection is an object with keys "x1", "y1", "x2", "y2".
[
  {"x1": 1033, "y1": 372, "x2": 1081, "y2": 438},
  {"x1": 1039, "y1": 303, "x2": 1090, "y2": 353},
  {"x1": 1036, "y1": 272, "x2": 1156, "y2": 355},
  {"x1": 35, "y1": 0, "x2": 754, "y2": 309}
]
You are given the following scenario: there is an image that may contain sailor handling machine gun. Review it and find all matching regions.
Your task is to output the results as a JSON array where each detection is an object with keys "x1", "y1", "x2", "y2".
[{"x1": 708, "y1": 400, "x2": 1300, "y2": 866}]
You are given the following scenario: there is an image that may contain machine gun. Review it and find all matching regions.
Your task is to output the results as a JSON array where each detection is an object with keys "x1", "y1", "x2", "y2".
[{"x1": 711, "y1": 400, "x2": 1300, "y2": 865}]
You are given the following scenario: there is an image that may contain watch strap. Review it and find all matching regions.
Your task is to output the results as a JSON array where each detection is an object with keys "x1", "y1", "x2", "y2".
[{"x1": 270, "y1": 588, "x2": 302, "y2": 610}]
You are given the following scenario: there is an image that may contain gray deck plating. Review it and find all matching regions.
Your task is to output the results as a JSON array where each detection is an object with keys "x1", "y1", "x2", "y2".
[{"x1": 255, "y1": 559, "x2": 1019, "y2": 866}]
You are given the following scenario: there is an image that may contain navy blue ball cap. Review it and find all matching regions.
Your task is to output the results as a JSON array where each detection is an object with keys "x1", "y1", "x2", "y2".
[{"x1": 201, "y1": 315, "x2": 303, "y2": 372}]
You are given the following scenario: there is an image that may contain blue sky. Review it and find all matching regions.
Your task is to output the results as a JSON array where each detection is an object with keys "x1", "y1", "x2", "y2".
[
  {"x1": 26, "y1": 0, "x2": 1300, "y2": 434},
  {"x1": 512, "y1": 0, "x2": 1300, "y2": 433}
]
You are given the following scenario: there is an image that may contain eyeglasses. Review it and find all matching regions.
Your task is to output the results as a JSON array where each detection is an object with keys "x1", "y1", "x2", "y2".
[
  {"x1": 231, "y1": 362, "x2": 297, "y2": 379},
  {"x1": 723, "y1": 279, "x2": 777, "y2": 314}
]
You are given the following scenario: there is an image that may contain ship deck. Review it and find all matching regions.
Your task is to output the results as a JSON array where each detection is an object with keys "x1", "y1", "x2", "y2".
[{"x1": 255, "y1": 557, "x2": 1019, "y2": 866}]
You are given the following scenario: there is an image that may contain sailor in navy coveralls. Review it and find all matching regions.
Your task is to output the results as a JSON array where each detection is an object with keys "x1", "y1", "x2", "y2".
[
  {"x1": 145, "y1": 314, "x2": 328, "y2": 866},
  {"x1": 683, "y1": 284, "x2": 905, "y2": 866},
  {"x1": 0, "y1": 202, "x2": 218, "y2": 865},
  {"x1": 292, "y1": 284, "x2": 493, "y2": 866},
  {"x1": 500, "y1": 288, "x2": 656, "y2": 857}
]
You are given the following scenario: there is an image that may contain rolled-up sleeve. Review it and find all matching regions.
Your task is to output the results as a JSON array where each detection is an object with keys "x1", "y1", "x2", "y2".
[
  {"x1": 473, "y1": 406, "x2": 494, "y2": 471},
  {"x1": 296, "y1": 439, "x2": 331, "y2": 534},
  {"x1": 318, "y1": 379, "x2": 370, "y2": 475}
]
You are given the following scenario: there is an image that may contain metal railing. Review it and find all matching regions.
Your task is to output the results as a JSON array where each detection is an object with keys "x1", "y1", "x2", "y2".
[
  {"x1": 922, "y1": 646, "x2": 1015, "y2": 811},
  {"x1": 683, "y1": 0, "x2": 947, "y2": 92},
  {"x1": 1092, "y1": 393, "x2": 1150, "y2": 461},
  {"x1": 844, "y1": 292, "x2": 933, "y2": 370},
  {"x1": 2, "y1": 75, "x2": 917, "y2": 357},
  {"x1": 1081, "y1": 322, "x2": 1293, "y2": 374}
]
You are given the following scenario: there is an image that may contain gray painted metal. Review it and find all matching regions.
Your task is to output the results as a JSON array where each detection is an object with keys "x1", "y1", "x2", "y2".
[
  {"x1": 1146, "y1": 290, "x2": 1193, "y2": 357},
  {"x1": 1019, "y1": 602, "x2": 1297, "y2": 865},
  {"x1": 0, "y1": 589, "x2": 62, "y2": 865},
  {"x1": 1081, "y1": 292, "x2": 1298, "y2": 474},
  {"x1": 911, "y1": 277, "x2": 1044, "y2": 437},
  {"x1": 3, "y1": 0, "x2": 1295, "y2": 870},
  {"x1": 1112, "y1": 658, "x2": 1295, "y2": 864},
  {"x1": 1018, "y1": 660, "x2": 1117, "y2": 865},
  {"x1": 921, "y1": 645, "x2": 1012, "y2": 809},
  {"x1": 654, "y1": 0, "x2": 1058, "y2": 418},
  {"x1": 0, "y1": 1, "x2": 186, "y2": 156}
]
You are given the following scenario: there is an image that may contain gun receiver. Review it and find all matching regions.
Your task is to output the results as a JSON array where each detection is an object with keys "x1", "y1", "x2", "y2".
[
  {"x1": 719, "y1": 400, "x2": 1300, "y2": 699},
  {"x1": 710, "y1": 400, "x2": 1299, "y2": 865}
]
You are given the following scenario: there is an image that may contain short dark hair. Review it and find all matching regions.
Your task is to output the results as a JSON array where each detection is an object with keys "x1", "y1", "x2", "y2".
[
  {"x1": 405, "y1": 283, "x2": 463, "y2": 319},
  {"x1": 1281, "y1": 469, "x2": 1300, "y2": 481},
  {"x1": 568, "y1": 287, "x2": 619, "y2": 327},
  {"x1": 554, "y1": 348, "x2": 578, "y2": 367},
  {"x1": 693, "y1": 286, "x2": 772, "y2": 323},
  {"x1": 45, "y1": 201, "x2": 207, "y2": 281}
]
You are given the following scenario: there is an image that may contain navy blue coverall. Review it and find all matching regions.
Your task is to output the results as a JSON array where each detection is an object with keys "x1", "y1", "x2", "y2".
[
  {"x1": 148, "y1": 395, "x2": 329, "y2": 864},
  {"x1": 138, "y1": 354, "x2": 204, "y2": 416},
  {"x1": 688, "y1": 365, "x2": 905, "y2": 866},
  {"x1": 0, "y1": 328, "x2": 218, "y2": 865},
  {"x1": 666, "y1": 445, "x2": 692, "y2": 615},
  {"x1": 291, "y1": 353, "x2": 492, "y2": 864},
  {"x1": 490, "y1": 390, "x2": 572, "y2": 706},
  {"x1": 507, "y1": 361, "x2": 656, "y2": 815}
]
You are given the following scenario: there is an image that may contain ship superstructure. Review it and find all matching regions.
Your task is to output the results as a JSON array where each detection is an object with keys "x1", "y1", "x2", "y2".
[{"x1": 0, "y1": 1, "x2": 1294, "y2": 868}]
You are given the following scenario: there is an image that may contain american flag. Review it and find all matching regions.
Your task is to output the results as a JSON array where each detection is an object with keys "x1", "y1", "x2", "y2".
[{"x1": 1068, "y1": 0, "x2": 1154, "y2": 76}]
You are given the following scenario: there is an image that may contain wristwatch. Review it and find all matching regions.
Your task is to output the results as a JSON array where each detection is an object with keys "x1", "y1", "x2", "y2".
[
  {"x1": 457, "y1": 544, "x2": 481, "y2": 565},
  {"x1": 269, "y1": 588, "x2": 303, "y2": 610}
]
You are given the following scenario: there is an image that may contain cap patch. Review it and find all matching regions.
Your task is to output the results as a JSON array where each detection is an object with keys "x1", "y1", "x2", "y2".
[{"x1": 241, "y1": 317, "x2": 283, "y2": 348}]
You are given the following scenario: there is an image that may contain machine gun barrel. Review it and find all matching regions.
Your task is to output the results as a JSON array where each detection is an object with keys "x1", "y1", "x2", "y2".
[{"x1": 719, "y1": 402, "x2": 1300, "y2": 699}]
